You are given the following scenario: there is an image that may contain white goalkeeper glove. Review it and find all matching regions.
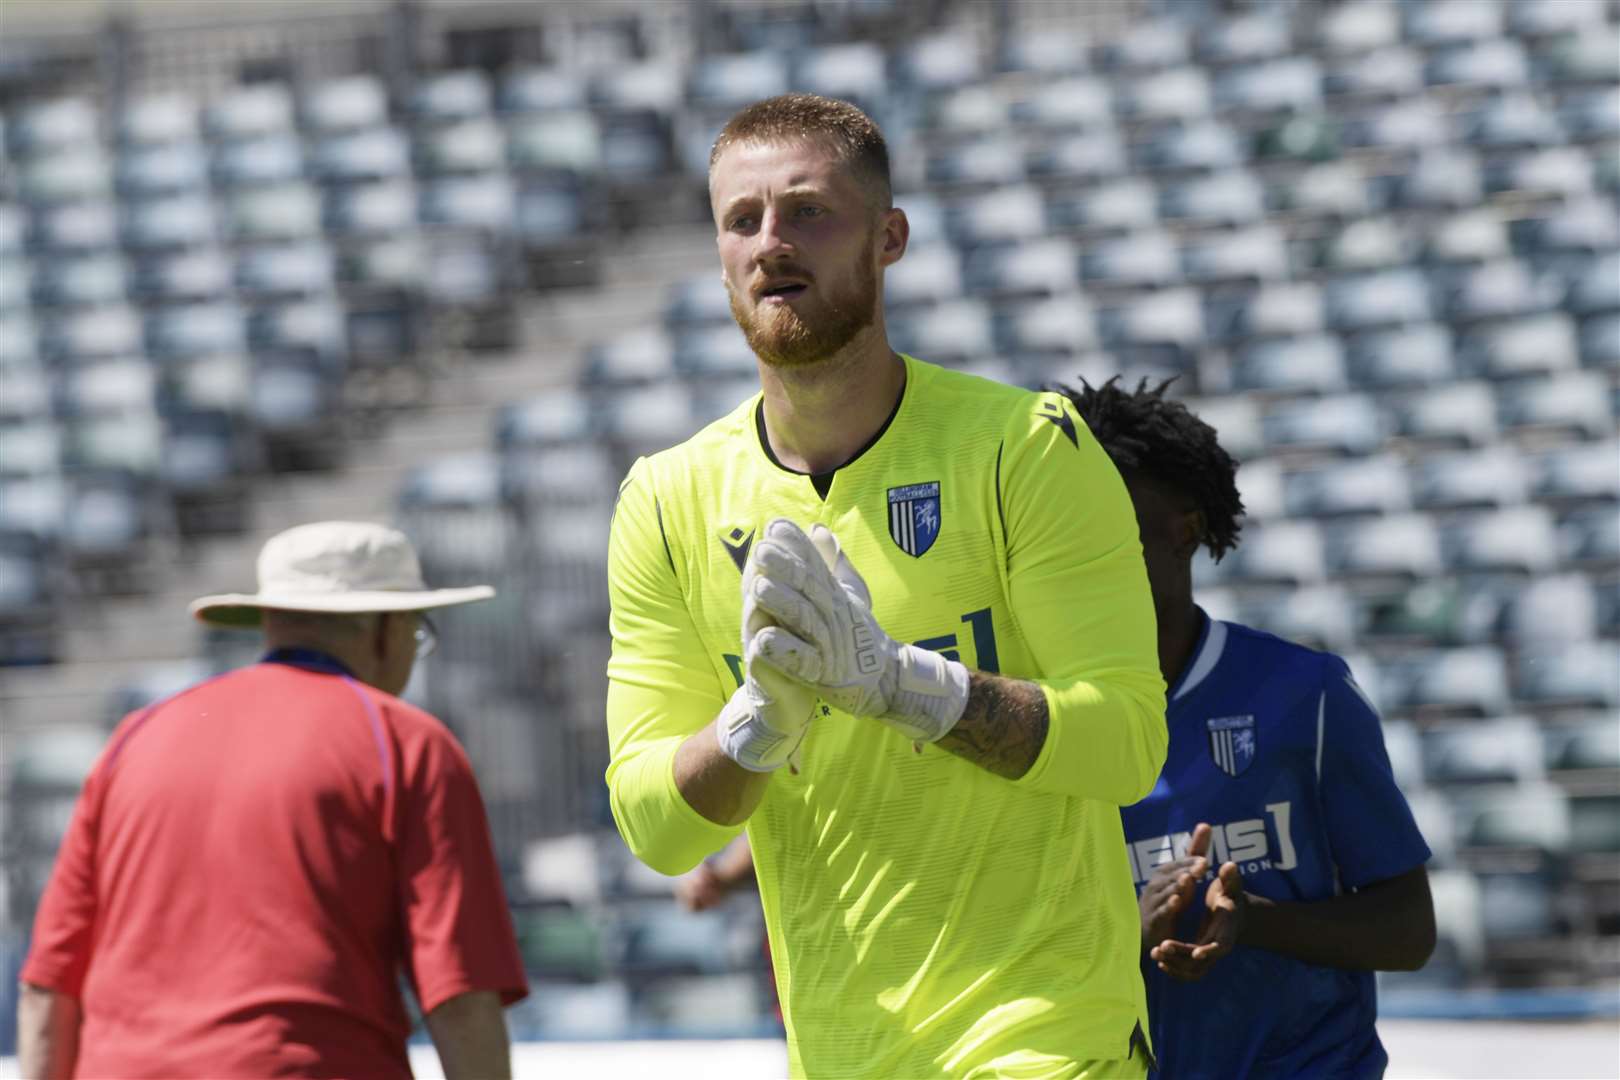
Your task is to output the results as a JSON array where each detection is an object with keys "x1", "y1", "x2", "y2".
[
  {"x1": 714, "y1": 534, "x2": 823, "y2": 773},
  {"x1": 747, "y1": 518, "x2": 970, "y2": 744}
]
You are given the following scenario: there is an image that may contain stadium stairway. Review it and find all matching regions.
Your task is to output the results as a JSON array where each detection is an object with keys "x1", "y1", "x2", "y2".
[{"x1": 0, "y1": 222, "x2": 720, "y2": 730}]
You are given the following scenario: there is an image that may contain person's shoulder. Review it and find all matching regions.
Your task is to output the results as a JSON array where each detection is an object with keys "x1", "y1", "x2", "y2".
[
  {"x1": 912, "y1": 356, "x2": 1033, "y2": 412},
  {"x1": 1219, "y1": 619, "x2": 1358, "y2": 691}
]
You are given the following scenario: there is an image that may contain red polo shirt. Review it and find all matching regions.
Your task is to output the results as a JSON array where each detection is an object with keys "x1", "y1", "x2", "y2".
[{"x1": 22, "y1": 656, "x2": 528, "y2": 1078}]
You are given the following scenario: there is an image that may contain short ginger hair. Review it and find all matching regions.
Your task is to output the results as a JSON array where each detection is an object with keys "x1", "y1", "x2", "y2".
[{"x1": 709, "y1": 93, "x2": 893, "y2": 209}]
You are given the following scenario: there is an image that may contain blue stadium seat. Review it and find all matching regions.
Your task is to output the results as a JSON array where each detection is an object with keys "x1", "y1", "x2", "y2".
[
  {"x1": 1198, "y1": 12, "x2": 1293, "y2": 65},
  {"x1": 301, "y1": 76, "x2": 388, "y2": 132},
  {"x1": 895, "y1": 31, "x2": 984, "y2": 91},
  {"x1": 68, "y1": 412, "x2": 165, "y2": 478},
  {"x1": 1424, "y1": 718, "x2": 1547, "y2": 785},
  {"x1": 1159, "y1": 170, "x2": 1265, "y2": 224},
  {"x1": 1046, "y1": 181, "x2": 1158, "y2": 234},
  {"x1": 793, "y1": 42, "x2": 887, "y2": 105},
  {"x1": 1283, "y1": 454, "x2": 1409, "y2": 517},
  {"x1": 1498, "y1": 370, "x2": 1613, "y2": 437},
  {"x1": 410, "y1": 71, "x2": 495, "y2": 125},
  {"x1": 1095, "y1": 289, "x2": 1204, "y2": 351},
  {"x1": 1133, "y1": 121, "x2": 1245, "y2": 173},
  {"x1": 1117, "y1": 66, "x2": 1211, "y2": 121},
  {"x1": 1443, "y1": 505, "x2": 1562, "y2": 574},
  {"x1": 59, "y1": 357, "x2": 158, "y2": 418},
  {"x1": 40, "y1": 303, "x2": 143, "y2": 362},
  {"x1": 1322, "y1": 513, "x2": 1445, "y2": 580},
  {"x1": 1194, "y1": 519, "x2": 1324, "y2": 587},
  {"x1": 1406, "y1": 0, "x2": 1505, "y2": 46},
  {"x1": 118, "y1": 94, "x2": 200, "y2": 146},
  {"x1": 944, "y1": 186, "x2": 1046, "y2": 245},
  {"x1": 30, "y1": 252, "x2": 128, "y2": 309},
  {"x1": 212, "y1": 132, "x2": 306, "y2": 188},
  {"x1": 1079, "y1": 231, "x2": 1178, "y2": 287},
  {"x1": 1429, "y1": 39, "x2": 1532, "y2": 90},
  {"x1": 1325, "y1": 267, "x2": 1434, "y2": 330},
  {"x1": 1381, "y1": 719, "x2": 1425, "y2": 791},
  {"x1": 226, "y1": 183, "x2": 322, "y2": 241},
  {"x1": 146, "y1": 301, "x2": 247, "y2": 360},
  {"x1": 993, "y1": 294, "x2": 1097, "y2": 359},
  {"x1": 1534, "y1": 24, "x2": 1620, "y2": 84},
  {"x1": 1232, "y1": 334, "x2": 1348, "y2": 395},
  {"x1": 1324, "y1": 46, "x2": 1424, "y2": 98},
  {"x1": 1425, "y1": 208, "x2": 1512, "y2": 264},
  {"x1": 117, "y1": 142, "x2": 210, "y2": 198},
  {"x1": 497, "y1": 390, "x2": 596, "y2": 449},
  {"x1": 964, "y1": 237, "x2": 1079, "y2": 298},
  {"x1": 998, "y1": 27, "x2": 1090, "y2": 76},
  {"x1": 1393, "y1": 380, "x2": 1501, "y2": 446},
  {"x1": 1262, "y1": 392, "x2": 1386, "y2": 455},
  {"x1": 1461, "y1": 91, "x2": 1563, "y2": 148},
  {"x1": 1181, "y1": 227, "x2": 1288, "y2": 283},
  {"x1": 1384, "y1": 148, "x2": 1486, "y2": 208},
  {"x1": 415, "y1": 119, "x2": 507, "y2": 174},
  {"x1": 1545, "y1": 716, "x2": 1620, "y2": 772},
  {"x1": 882, "y1": 243, "x2": 962, "y2": 307},
  {"x1": 204, "y1": 84, "x2": 296, "y2": 142},
  {"x1": 1502, "y1": 573, "x2": 1601, "y2": 645},
  {"x1": 27, "y1": 201, "x2": 119, "y2": 254},
  {"x1": 925, "y1": 137, "x2": 1026, "y2": 187},
  {"x1": 1215, "y1": 56, "x2": 1322, "y2": 113},
  {"x1": 1025, "y1": 130, "x2": 1128, "y2": 182},
  {"x1": 1346, "y1": 323, "x2": 1456, "y2": 387},
  {"x1": 1516, "y1": 641, "x2": 1620, "y2": 709},
  {"x1": 322, "y1": 180, "x2": 417, "y2": 237},
  {"x1": 0, "y1": 421, "x2": 63, "y2": 479},
  {"x1": 1317, "y1": 216, "x2": 1414, "y2": 271},
  {"x1": 131, "y1": 248, "x2": 231, "y2": 303},
  {"x1": 1206, "y1": 282, "x2": 1325, "y2": 344},
  {"x1": 1484, "y1": 146, "x2": 1595, "y2": 198},
  {"x1": 1442, "y1": 259, "x2": 1563, "y2": 322},
  {"x1": 8, "y1": 99, "x2": 99, "y2": 157},
  {"x1": 1275, "y1": 160, "x2": 1371, "y2": 218},
  {"x1": 498, "y1": 67, "x2": 589, "y2": 115},
  {"x1": 925, "y1": 85, "x2": 1010, "y2": 134},
  {"x1": 123, "y1": 193, "x2": 218, "y2": 251},
  {"x1": 1375, "y1": 645, "x2": 1512, "y2": 717},
  {"x1": 1097, "y1": 21, "x2": 1189, "y2": 70},
  {"x1": 1532, "y1": 439, "x2": 1620, "y2": 501},
  {"x1": 506, "y1": 112, "x2": 602, "y2": 175},
  {"x1": 1510, "y1": 0, "x2": 1610, "y2": 36},
  {"x1": 672, "y1": 325, "x2": 756, "y2": 379},
  {"x1": 19, "y1": 147, "x2": 113, "y2": 206},
  {"x1": 1558, "y1": 85, "x2": 1620, "y2": 139},
  {"x1": 418, "y1": 173, "x2": 514, "y2": 230},
  {"x1": 1343, "y1": 98, "x2": 1449, "y2": 151},
  {"x1": 583, "y1": 330, "x2": 676, "y2": 387},
  {"x1": 887, "y1": 301, "x2": 994, "y2": 363},
  {"x1": 1563, "y1": 251, "x2": 1620, "y2": 315},
  {"x1": 1413, "y1": 445, "x2": 1531, "y2": 510},
  {"x1": 311, "y1": 128, "x2": 412, "y2": 184},
  {"x1": 1317, "y1": 3, "x2": 1401, "y2": 54}
]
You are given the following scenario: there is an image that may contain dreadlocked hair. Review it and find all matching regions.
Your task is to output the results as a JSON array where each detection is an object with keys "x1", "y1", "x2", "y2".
[{"x1": 1050, "y1": 375, "x2": 1246, "y2": 562}]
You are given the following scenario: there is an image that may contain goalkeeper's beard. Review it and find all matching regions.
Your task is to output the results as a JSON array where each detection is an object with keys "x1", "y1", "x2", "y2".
[{"x1": 727, "y1": 237, "x2": 880, "y2": 370}]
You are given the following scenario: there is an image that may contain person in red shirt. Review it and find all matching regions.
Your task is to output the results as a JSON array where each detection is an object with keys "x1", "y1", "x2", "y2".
[{"x1": 17, "y1": 521, "x2": 529, "y2": 1079}]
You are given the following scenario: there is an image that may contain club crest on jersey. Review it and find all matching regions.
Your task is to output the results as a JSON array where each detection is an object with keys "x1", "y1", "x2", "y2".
[
  {"x1": 887, "y1": 482, "x2": 941, "y2": 558},
  {"x1": 1207, "y1": 714, "x2": 1257, "y2": 777}
]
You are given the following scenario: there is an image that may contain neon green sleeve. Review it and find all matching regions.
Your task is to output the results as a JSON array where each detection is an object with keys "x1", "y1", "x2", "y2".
[
  {"x1": 1000, "y1": 393, "x2": 1168, "y2": 804},
  {"x1": 604, "y1": 457, "x2": 742, "y2": 875}
]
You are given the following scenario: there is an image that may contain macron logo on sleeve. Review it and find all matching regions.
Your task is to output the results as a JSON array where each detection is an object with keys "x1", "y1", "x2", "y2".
[{"x1": 1037, "y1": 400, "x2": 1079, "y2": 449}]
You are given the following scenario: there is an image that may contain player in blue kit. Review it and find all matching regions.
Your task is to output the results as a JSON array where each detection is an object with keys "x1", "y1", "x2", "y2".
[{"x1": 1060, "y1": 377, "x2": 1437, "y2": 1079}]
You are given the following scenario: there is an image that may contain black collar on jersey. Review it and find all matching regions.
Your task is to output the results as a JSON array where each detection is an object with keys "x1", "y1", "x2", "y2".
[
  {"x1": 262, "y1": 647, "x2": 357, "y2": 678},
  {"x1": 754, "y1": 366, "x2": 906, "y2": 501}
]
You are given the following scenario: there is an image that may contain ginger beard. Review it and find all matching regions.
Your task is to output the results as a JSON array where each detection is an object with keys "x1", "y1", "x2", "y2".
[{"x1": 727, "y1": 228, "x2": 880, "y2": 370}]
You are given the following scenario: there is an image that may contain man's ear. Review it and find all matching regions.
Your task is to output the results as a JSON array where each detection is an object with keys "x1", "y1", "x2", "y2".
[
  {"x1": 1173, "y1": 509, "x2": 1205, "y2": 561},
  {"x1": 877, "y1": 206, "x2": 909, "y2": 266}
]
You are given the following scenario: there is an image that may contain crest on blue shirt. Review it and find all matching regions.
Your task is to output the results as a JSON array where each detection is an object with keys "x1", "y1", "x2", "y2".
[
  {"x1": 887, "y1": 482, "x2": 941, "y2": 558},
  {"x1": 1207, "y1": 714, "x2": 1257, "y2": 777}
]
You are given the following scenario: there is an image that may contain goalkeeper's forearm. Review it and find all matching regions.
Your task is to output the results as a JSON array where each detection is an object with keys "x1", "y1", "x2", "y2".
[
  {"x1": 934, "y1": 671, "x2": 1050, "y2": 780},
  {"x1": 674, "y1": 720, "x2": 773, "y2": 826}
]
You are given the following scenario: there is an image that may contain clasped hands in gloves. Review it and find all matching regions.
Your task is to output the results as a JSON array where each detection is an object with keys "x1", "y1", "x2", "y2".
[{"x1": 716, "y1": 518, "x2": 971, "y2": 772}]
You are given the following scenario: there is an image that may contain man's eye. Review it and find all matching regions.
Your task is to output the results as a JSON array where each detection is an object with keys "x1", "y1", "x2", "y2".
[
  {"x1": 730, "y1": 216, "x2": 755, "y2": 231},
  {"x1": 796, "y1": 205, "x2": 823, "y2": 218}
]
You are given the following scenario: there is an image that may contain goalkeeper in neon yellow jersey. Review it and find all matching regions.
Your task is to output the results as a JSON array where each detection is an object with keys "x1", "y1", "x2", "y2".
[{"x1": 605, "y1": 93, "x2": 1168, "y2": 1079}]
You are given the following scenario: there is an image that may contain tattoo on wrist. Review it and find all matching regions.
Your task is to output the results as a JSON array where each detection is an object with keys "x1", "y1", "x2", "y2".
[{"x1": 936, "y1": 674, "x2": 1049, "y2": 780}]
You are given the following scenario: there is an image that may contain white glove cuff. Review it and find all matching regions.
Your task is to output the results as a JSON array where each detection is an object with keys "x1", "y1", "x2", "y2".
[
  {"x1": 715, "y1": 684, "x2": 805, "y2": 772},
  {"x1": 891, "y1": 648, "x2": 972, "y2": 743}
]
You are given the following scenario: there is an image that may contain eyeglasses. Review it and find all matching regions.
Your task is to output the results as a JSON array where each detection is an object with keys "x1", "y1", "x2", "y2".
[{"x1": 414, "y1": 614, "x2": 439, "y2": 659}]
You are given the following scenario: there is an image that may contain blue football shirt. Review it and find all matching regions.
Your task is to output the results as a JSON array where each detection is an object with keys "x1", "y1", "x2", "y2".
[{"x1": 1120, "y1": 612, "x2": 1431, "y2": 1080}]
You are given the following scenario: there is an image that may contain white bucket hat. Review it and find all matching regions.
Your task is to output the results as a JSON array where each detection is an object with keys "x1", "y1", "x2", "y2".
[{"x1": 189, "y1": 521, "x2": 495, "y2": 628}]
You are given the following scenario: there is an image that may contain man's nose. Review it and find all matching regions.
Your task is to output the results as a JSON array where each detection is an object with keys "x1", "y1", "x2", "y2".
[{"x1": 753, "y1": 207, "x2": 793, "y2": 263}]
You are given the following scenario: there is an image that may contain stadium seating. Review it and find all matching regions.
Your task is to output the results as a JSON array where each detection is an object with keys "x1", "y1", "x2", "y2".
[{"x1": 2, "y1": 0, "x2": 1616, "y2": 1034}]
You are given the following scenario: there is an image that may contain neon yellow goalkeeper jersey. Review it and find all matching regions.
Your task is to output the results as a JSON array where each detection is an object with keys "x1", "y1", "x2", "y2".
[{"x1": 606, "y1": 355, "x2": 1167, "y2": 1078}]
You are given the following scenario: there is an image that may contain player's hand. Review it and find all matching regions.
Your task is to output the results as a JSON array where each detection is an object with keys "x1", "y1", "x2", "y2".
[
  {"x1": 1150, "y1": 860, "x2": 1247, "y2": 982},
  {"x1": 747, "y1": 519, "x2": 970, "y2": 744},
  {"x1": 715, "y1": 537, "x2": 825, "y2": 773},
  {"x1": 1140, "y1": 823, "x2": 1212, "y2": 953},
  {"x1": 676, "y1": 861, "x2": 730, "y2": 912}
]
